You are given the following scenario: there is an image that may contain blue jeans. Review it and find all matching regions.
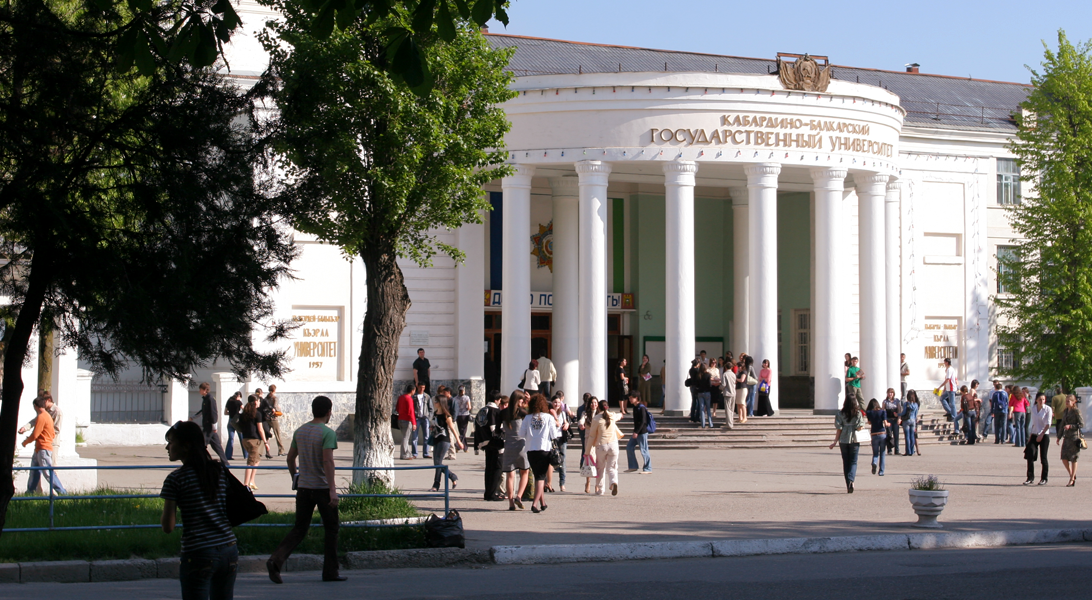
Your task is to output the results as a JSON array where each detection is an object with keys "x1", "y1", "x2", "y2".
[
  {"x1": 1012, "y1": 412, "x2": 1027, "y2": 447},
  {"x1": 747, "y1": 385, "x2": 757, "y2": 416},
  {"x1": 940, "y1": 390, "x2": 958, "y2": 418},
  {"x1": 903, "y1": 420, "x2": 917, "y2": 455},
  {"x1": 27, "y1": 450, "x2": 66, "y2": 495},
  {"x1": 963, "y1": 410, "x2": 978, "y2": 444},
  {"x1": 981, "y1": 410, "x2": 993, "y2": 438},
  {"x1": 431, "y1": 441, "x2": 458, "y2": 489},
  {"x1": 993, "y1": 411, "x2": 1008, "y2": 443},
  {"x1": 225, "y1": 423, "x2": 246, "y2": 461},
  {"x1": 697, "y1": 392, "x2": 712, "y2": 428},
  {"x1": 413, "y1": 416, "x2": 431, "y2": 457},
  {"x1": 839, "y1": 443, "x2": 859, "y2": 484},
  {"x1": 870, "y1": 433, "x2": 886, "y2": 475},
  {"x1": 626, "y1": 433, "x2": 651, "y2": 472},
  {"x1": 179, "y1": 542, "x2": 238, "y2": 600}
]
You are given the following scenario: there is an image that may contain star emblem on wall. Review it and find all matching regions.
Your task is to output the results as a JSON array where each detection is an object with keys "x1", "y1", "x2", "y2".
[{"x1": 530, "y1": 220, "x2": 554, "y2": 272}]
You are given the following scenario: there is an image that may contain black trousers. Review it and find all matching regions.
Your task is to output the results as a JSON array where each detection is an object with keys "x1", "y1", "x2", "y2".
[
  {"x1": 886, "y1": 421, "x2": 900, "y2": 452},
  {"x1": 204, "y1": 430, "x2": 228, "y2": 465},
  {"x1": 484, "y1": 446, "x2": 503, "y2": 499},
  {"x1": 1027, "y1": 434, "x2": 1050, "y2": 481},
  {"x1": 270, "y1": 488, "x2": 340, "y2": 578}
]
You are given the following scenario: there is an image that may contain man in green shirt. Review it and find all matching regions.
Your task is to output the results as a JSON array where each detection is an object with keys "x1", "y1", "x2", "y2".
[
  {"x1": 267, "y1": 395, "x2": 345, "y2": 583},
  {"x1": 846, "y1": 357, "x2": 866, "y2": 410},
  {"x1": 1051, "y1": 387, "x2": 1067, "y2": 427}
]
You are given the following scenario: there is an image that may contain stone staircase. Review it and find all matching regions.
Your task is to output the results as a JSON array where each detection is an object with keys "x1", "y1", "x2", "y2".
[{"x1": 570, "y1": 408, "x2": 960, "y2": 450}]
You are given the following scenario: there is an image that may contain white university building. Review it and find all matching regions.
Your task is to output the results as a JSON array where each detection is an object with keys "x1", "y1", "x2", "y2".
[{"x1": 27, "y1": 6, "x2": 1092, "y2": 475}]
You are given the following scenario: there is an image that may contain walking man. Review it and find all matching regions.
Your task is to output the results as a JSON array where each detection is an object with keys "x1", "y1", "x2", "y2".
[
  {"x1": 624, "y1": 391, "x2": 652, "y2": 474},
  {"x1": 23, "y1": 397, "x2": 66, "y2": 495},
  {"x1": 195, "y1": 382, "x2": 228, "y2": 465},
  {"x1": 537, "y1": 354, "x2": 556, "y2": 398},
  {"x1": 20, "y1": 390, "x2": 63, "y2": 447},
  {"x1": 396, "y1": 384, "x2": 416, "y2": 460},
  {"x1": 939, "y1": 358, "x2": 961, "y2": 432},
  {"x1": 266, "y1": 384, "x2": 286, "y2": 456},
  {"x1": 412, "y1": 348, "x2": 431, "y2": 395},
  {"x1": 845, "y1": 357, "x2": 865, "y2": 411},
  {"x1": 412, "y1": 384, "x2": 433, "y2": 459},
  {"x1": 476, "y1": 391, "x2": 504, "y2": 500},
  {"x1": 267, "y1": 395, "x2": 345, "y2": 583}
]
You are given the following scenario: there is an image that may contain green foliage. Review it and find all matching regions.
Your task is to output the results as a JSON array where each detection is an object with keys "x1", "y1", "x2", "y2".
[
  {"x1": 0, "y1": 485, "x2": 423, "y2": 562},
  {"x1": 258, "y1": 3, "x2": 514, "y2": 267},
  {"x1": 910, "y1": 474, "x2": 944, "y2": 491},
  {"x1": 997, "y1": 31, "x2": 1092, "y2": 391}
]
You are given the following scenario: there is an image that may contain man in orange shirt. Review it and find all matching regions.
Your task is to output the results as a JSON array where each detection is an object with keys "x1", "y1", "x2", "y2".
[{"x1": 22, "y1": 397, "x2": 66, "y2": 495}]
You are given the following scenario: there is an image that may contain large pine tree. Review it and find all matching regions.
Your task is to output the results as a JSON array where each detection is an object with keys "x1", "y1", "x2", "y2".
[{"x1": 997, "y1": 31, "x2": 1092, "y2": 391}]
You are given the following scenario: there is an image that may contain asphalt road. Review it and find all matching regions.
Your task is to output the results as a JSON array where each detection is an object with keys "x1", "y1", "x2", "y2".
[{"x1": 2, "y1": 543, "x2": 1088, "y2": 600}]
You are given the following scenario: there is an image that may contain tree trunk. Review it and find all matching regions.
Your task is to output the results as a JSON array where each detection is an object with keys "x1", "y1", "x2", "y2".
[
  {"x1": 0, "y1": 250, "x2": 52, "y2": 536},
  {"x1": 352, "y1": 246, "x2": 410, "y2": 486}
]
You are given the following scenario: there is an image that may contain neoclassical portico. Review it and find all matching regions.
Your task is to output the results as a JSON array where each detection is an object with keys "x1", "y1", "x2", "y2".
[{"x1": 496, "y1": 69, "x2": 905, "y2": 413}]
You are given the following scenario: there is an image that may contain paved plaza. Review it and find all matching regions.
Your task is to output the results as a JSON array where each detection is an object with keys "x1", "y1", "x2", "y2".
[{"x1": 79, "y1": 437, "x2": 1091, "y2": 549}]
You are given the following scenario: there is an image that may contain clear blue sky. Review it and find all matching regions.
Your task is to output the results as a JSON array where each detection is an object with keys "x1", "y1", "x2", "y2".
[{"x1": 490, "y1": 0, "x2": 1092, "y2": 84}]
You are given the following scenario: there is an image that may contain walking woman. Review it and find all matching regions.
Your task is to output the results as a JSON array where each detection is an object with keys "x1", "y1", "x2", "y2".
[
  {"x1": 829, "y1": 395, "x2": 864, "y2": 493},
  {"x1": 901, "y1": 390, "x2": 920, "y2": 456},
  {"x1": 522, "y1": 361, "x2": 541, "y2": 393},
  {"x1": 735, "y1": 355, "x2": 749, "y2": 424},
  {"x1": 1057, "y1": 394, "x2": 1084, "y2": 487},
  {"x1": 429, "y1": 396, "x2": 463, "y2": 492},
  {"x1": 161, "y1": 421, "x2": 237, "y2": 600},
  {"x1": 239, "y1": 394, "x2": 267, "y2": 491},
  {"x1": 754, "y1": 359, "x2": 775, "y2": 417},
  {"x1": 587, "y1": 400, "x2": 624, "y2": 496},
  {"x1": 501, "y1": 391, "x2": 530, "y2": 510},
  {"x1": 578, "y1": 394, "x2": 599, "y2": 493},
  {"x1": 519, "y1": 394, "x2": 561, "y2": 513},
  {"x1": 865, "y1": 399, "x2": 888, "y2": 476},
  {"x1": 637, "y1": 355, "x2": 652, "y2": 408},
  {"x1": 546, "y1": 393, "x2": 573, "y2": 492},
  {"x1": 1025, "y1": 393, "x2": 1052, "y2": 486},
  {"x1": 882, "y1": 388, "x2": 901, "y2": 456}
]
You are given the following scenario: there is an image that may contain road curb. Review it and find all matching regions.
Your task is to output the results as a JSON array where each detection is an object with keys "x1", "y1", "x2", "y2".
[
  {"x1": 492, "y1": 528, "x2": 1092, "y2": 565},
  {"x1": 2, "y1": 529, "x2": 1089, "y2": 583}
]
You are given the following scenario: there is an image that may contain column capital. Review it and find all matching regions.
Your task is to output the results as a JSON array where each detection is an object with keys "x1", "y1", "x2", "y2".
[
  {"x1": 885, "y1": 179, "x2": 903, "y2": 195},
  {"x1": 729, "y1": 187, "x2": 748, "y2": 206},
  {"x1": 663, "y1": 160, "x2": 697, "y2": 186},
  {"x1": 575, "y1": 160, "x2": 612, "y2": 175},
  {"x1": 811, "y1": 167, "x2": 848, "y2": 192},
  {"x1": 853, "y1": 172, "x2": 890, "y2": 191},
  {"x1": 502, "y1": 164, "x2": 535, "y2": 188},
  {"x1": 549, "y1": 175, "x2": 579, "y2": 197},
  {"x1": 744, "y1": 162, "x2": 781, "y2": 187}
]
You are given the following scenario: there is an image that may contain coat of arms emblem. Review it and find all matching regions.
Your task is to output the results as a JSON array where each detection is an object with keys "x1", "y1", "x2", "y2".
[{"x1": 775, "y1": 53, "x2": 833, "y2": 93}]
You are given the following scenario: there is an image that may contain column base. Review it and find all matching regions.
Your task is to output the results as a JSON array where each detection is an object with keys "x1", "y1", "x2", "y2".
[{"x1": 662, "y1": 410, "x2": 689, "y2": 417}]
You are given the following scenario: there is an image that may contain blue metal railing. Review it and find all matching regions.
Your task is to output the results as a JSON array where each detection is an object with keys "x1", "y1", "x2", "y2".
[{"x1": 8, "y1": 464, "x2": 449, "y2": 533}]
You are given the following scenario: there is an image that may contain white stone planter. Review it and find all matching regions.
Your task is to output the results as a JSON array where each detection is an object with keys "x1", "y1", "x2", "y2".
[{"x1": 908, "y1": 489, "x2": 949, "y2": 528}]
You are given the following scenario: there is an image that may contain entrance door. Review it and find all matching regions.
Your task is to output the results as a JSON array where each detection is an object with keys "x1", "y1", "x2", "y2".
[{"x1": 531, "y1": 312, "x2": 552, "y2": 361}]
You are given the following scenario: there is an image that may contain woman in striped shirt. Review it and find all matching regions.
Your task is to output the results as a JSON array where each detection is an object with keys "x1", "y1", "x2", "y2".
[{"x1": 161, "y1": 420, "x2": 237, "y2": 600}]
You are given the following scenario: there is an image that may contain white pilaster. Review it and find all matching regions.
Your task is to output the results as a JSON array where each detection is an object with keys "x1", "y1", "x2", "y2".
[
  {"x1": 50, "y1": 341, "x2": 79, "y2": 457},
  {"x1": 550, "y1": 176, "x2": 580, "y2": 405},
  {"x1": 576, "y1": 161, "x2": 611, "y2": 401},
  {"x1": 746, "y1": 163, "x2": 781, "y2": 412},
  {"x1": 856, "y1": 173, "x2": 890, "y2": 403},
  {"x1": 213, "y1": 372, "x2": 245, "y2": 443},
  {"x1": 456, "y1": 218, "x2": 485, "y2": 384},
  {"x1": 500, "y1": 164, "x2": 534, "y2": 393},
  {"x1": 811, "y1": 168, "x2": 849, "y2": 413},
  {"x1": 164, "y1": 376, "x2": 191, "y2": 425},
  {"x1": 885, "y1": 180, "x2": 902, "y2": 397},
  {"x1": 664, "y1": 161, "x2": 697, "y2": 415},
  {"x1": 729, "y1": 187, "x2": 749, "y2": 356}
]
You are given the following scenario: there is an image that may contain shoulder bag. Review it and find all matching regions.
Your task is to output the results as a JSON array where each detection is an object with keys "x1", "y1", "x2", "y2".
[{"x1": 223, "y1": 465, "x2": 268, "y2": 526}]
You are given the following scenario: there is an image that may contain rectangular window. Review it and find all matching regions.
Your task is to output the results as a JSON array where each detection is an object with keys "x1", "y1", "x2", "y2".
[
  {"x1": 997, "y1": 158, "x2": 1021, "y2": 205},
  {"x1": 997, "y1": 346, "x2": 1015, "y2": 371},
  {"x1": 793, "y1": 309, "x2": 811, "y2": 375},
  {"x1": 997, "y1": 245, "x2": 1017, "y2": 294}
]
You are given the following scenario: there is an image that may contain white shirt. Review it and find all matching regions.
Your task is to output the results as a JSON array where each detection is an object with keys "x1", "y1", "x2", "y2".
[
  {"x1": 944, "y1": 366, "x2": 958, "y2": 391},
  {"x1": 523, "y1": 369, "x2": 541, "y2": 391},
  {"x1": 518, "y1": 412, "x2": 560, "y2": 452},
  {"x1": 1030, "y1": 404, "x2": 1053, "y2": 436}
]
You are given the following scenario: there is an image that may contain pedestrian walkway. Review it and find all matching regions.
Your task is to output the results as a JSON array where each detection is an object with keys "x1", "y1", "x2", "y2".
[{"x1": 78, "y1": 437, "x2": 1090, "y2": 550}]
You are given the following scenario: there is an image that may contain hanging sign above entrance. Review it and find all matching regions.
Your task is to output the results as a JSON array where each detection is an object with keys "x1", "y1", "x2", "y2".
[{"x1": 485, "y1": 290, "x2": 635, "y2": 311}]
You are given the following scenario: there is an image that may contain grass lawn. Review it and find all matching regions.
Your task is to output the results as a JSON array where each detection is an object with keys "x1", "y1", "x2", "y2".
[{"x1": 0, "y1": 482, "x2": 426, "y2": 562}]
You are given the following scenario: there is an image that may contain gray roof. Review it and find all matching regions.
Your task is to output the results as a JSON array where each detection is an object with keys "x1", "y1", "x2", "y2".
[{"x1": 486, "y1": 34, "x2": 1030, "y2": 132}]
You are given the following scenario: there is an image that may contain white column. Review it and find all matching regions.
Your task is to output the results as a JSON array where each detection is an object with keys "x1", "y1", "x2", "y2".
[
  {"x1": 811, "y1": 168, "x2": 849, "y2": 413},
  {"x1": 164, "y1": 377, "x2": 190, "y2": 425},
  {"x1": 500, "y1": 165, "x2": 534, "y2": 393},
  {"x1": 856, "y1": 173, "x2": 890, "y2": 403},
  {"x1": 576, "y1": 161, "x2": 611, "y2": 401},
  {"x1": 550, "y1": 176, "x2": 580, "y2": 406},
  {"x1": 885, "y1": 180, "x2": 902, "y2": 397},
  {"x1": 746, "y1": 163, "x2": 781, "y2": 412},
  {"x1": 455, "y1": 218, "x2": 486, "y2": 402},
  {"x1": 729, "y1": 187, "x2": 749, "y2": 356},
  {"x1": 664, "y1": 162, "x2": 698, "y2": 415},
  {"x1": 213, "y1": 372, "x2": 244, "y2": 443},
  {"x1": 50, "y1": 341, "x2": 79, "y2": 458}
]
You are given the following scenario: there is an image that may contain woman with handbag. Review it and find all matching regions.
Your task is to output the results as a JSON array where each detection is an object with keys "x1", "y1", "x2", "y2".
[
  {"x1": 519, "y1": 394, "x2": 560, "y2": 513},
  {"x1": 1025, "y1": 393, "x2": 1052, "y2": 485},
  {"x1": 501, "y1": 391, "x2": 530, "y2": 510},
  {"x1": 522, "y1": 361, "x2": 541, "y2": 393},
  {"x1": 578, "y1": 394, "x2": 599, "y2": 493},
  {"x1": 829, "y1": 395, "x2": 864, "y2": 493},
  {"x1": 638, "y1": 355, "x2": 653, "y2": 408},
  {"x1": 587, "y1": 400, "x2": 624, "y2": 496},
  {"x1": 160, "y1": 421, "x2": 237, "y2": 600},
  {"x1": 1057, "y1": 394, "x2": 1085, "y2": 487},
  {"x1": 429, "y1": 396, "x2": 463, "y2": 492},
  {"x1": 754, "y1": 359, "x2": 775, "y2": 417}
]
